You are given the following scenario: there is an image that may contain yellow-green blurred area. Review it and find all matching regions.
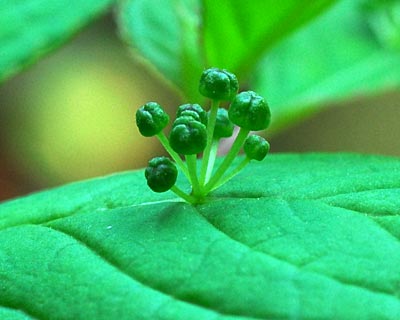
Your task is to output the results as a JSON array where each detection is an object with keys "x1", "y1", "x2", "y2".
[{"x1": 0, "y1": 15, "x2": 399, "y2": 202}]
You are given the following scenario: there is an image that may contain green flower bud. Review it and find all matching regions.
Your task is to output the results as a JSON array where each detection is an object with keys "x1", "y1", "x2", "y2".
[
  {"x1": 145, "y1": 157, "x2": 178, "y2": 192},
  {"x1": 179, "y1": 110, "x2": 201, "y2": 123},
  {"x1": 199, "y1": 68, "x2": 239, "y2": 101},
  {"x1": 243, "y1": 135, "x2": 270, "y2": 161},
  {"x1": 172, "y1": 115, "x2": 197, "y2": 127},
  {"x1": 169, "y1": 117, "x2": 207, "y2": 155},
  {"x1": 228, "y1": 91, "x2": 271, "y2": 131},
  {"x1": 212, "y1": 108, "x2": 234, "y2": 139},
  {"x1": 136, "y1": 102, "x2": 169, "y2": 137},
  {"x1": 176, "y1": 104, "x2": 207, "y2": 126}
]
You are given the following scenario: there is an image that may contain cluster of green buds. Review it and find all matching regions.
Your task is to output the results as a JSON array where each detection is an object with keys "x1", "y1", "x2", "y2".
[{"x1": 136, "y1": 67, "x2": 271, "y2": 204}]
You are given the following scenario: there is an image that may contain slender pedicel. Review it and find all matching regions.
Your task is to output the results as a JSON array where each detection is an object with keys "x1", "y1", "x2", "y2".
[
  {"x1": 199, "y1": 68, "x2": 238, "y2": 185},
  {"x1": 204, "y1": 107, "x2": 235, "y2": 182},
  {"x1": 210, "y1": 135, "x2": 270, "y2": 191}
]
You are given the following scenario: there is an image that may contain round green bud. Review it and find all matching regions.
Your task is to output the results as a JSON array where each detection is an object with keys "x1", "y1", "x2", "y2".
[
  {"x1": 136, "y1": 102, "x2": 170, "y2": 137},
  {"x1": 199, "y1": 68, "x2": 239, "y2": 101},
  {"x1": 243, "y1": 135, "x2": 270, "y2": 161},
  {"x1": 172, "y1": 115, "x2": 198, "y2": 127},
  {"x1": 145, "y1": 156, "x2": 177, "y2": 192},
  {"x1": 176, "y1": 104, "x2": 207, "y2": 126},
  {"x1": 179, "y1": 110, "x2": 202, "y2": 123},
  {"x1": 228, "y1": 91, "x2": 271, "y2": 131},
  {"x1": 212, "y1": 108, "x2": 234, "y2": 139},
  {"x1": 169, "y1": 117, "x2": 207, "y2": 155}
]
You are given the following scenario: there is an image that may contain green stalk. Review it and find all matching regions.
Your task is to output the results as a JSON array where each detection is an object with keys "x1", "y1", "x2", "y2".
[
  {"x1": 204, "y1": 139, "x2": 219, "y2": 183},
  {"x1": 170, "y1": 185, "x2": 197, "y2": 204},
  {"x1": 185, "y1": 154, "x2": 201, "y2": 196},
  {"x1": 199, "y1": 99, "x2": 220, "y2": 185},
  {"x1": 157, "y1": 132, "x2": 189, "y2": 179},
  {"x1": 204, "y1": 128, "x2": 249, "y2": 193},
  {"x1": 209, "y1": 157, "x2": 250, "y2": 192}
]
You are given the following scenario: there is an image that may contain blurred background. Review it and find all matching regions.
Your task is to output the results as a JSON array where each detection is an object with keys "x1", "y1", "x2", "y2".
[{"x1": 0, "y1": 12, "x2": 399, "y2": 202}]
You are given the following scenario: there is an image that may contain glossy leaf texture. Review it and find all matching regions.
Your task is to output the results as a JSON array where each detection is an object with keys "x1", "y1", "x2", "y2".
[
  {"x1": 1, "y1": 153, "x2": 400, "y2": 319},
  {"x1": 116, "y1": 0, "x2": 336, "y2": 101},
  {"x1": 253, "y1": 0, "x2": 400, "y2": 131},
  {"x1": 0, "y1": 0, "x2": 114, "y2": 83}
]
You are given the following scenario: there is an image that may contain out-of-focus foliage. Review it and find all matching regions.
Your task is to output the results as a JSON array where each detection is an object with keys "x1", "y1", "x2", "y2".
[
  {"x1": 364, "y1": 0, "x2": 400, "y2": 51},
  {"x1": 0, "y1": 0, "x2": 115, "y2": 82},
  {"x1": 117, "y1": 0, "x2": 336, "y2": 101},
  {"x1": 253, "y1": 0, "x2": 400, "y2": 131},
  {"x1": 0, "y1": 28, "x2": 178, "y2": 187},
  {"x1": 118, "y1": 0, "x2": 400, "y2": 131}
]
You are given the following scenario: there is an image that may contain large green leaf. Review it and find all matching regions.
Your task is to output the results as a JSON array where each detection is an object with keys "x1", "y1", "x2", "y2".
[
  {"x1": 0, "y1": 0, "x2": 115, "y2": 83},
  {"x1": 117, "y1": 0, "x2": 336, "y2": 101},
  {"x1": 253, "y1": 0, "x2": 400, "y2": 131},
  {"x1": 1, "y1": 153, "x2": 400, "y2": 319}
]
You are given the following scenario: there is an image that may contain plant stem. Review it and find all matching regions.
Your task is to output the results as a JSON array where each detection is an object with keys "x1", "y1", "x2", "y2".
[
  {"x1": 209, "y1": 157, "x2": 250, "y2": 192},
  {"x1": 185, "y1": 154, "x2": 201, "y2": 196},
  {"x1": 199, "y1": 99, "x2": 220, "y2": 185},
  {"x1": 205, "y1": 139, "x2": 219, "y2": 183},
  {"x1": 170, "y1": 185, "x2": 197, "y2": 204},
  {"x1": 156, "y1": 132, "x2": 189, "y2": 179},
  {"x1": 203, "y1": 128, "x2": 249, "y2": 193}
]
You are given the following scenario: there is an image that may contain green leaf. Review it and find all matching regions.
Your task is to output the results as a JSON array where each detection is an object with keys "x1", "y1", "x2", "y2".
[
  {"x1": 364, "y1": 0, "x2": 400, "y2": 51},
  {"x1": 202, "y1": 0, "x2": 336, "y2": 76},
  {"x1": 117, "y1": 0, "x2": 204, "y2": 100},
  {"x1": 116, "y1": 0, "x2": 336, "y2": 100},
  {"x1": 1, "y1": 153, "x2": 400, "y2": 319},
  {"x1": 0, "y1": 0, "x2": 115, "y2": 83},
  {"x1": 252, "y1": 0, "x2": 400, "y2": 131}
]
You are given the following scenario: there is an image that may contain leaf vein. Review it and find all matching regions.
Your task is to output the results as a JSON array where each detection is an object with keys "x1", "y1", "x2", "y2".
[
  {"x1": 319, "y1": 202, "x2": 400, "y2": 244},
  {"x1": 313, "y1": 187, "x2": 400, "y2": 200},
  {"x1": 195, "y1": 206, "x2": 400, "y2": 302},
  {"x1": 45, "y1": 226, "x2": 266, "y2": 320}
]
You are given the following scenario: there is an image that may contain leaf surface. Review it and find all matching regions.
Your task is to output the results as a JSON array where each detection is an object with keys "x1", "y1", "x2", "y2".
[
  {"x1": 253, "y1": 0, "x2": 400, "y2": 130},
  {"x1": 117, "y1": 0, "x2": 335, "y2": 100},
  {"x1": 1, "y1": 153, "x2": 400, "y2": 319},
  {"x1": 0, "y1": 0, "x2": 114, "y2": 83}
]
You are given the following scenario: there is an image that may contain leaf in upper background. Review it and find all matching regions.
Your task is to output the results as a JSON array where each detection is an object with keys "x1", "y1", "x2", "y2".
[
  {"x1": 1, "y1": 153, "x2": 400, "y2": 319},
  {"x1": 0, "y1": 0, "x2": 115, "y2": 83},
  {"x1": 117, "y1": 0, "x2": 204, "y2": 101},
  {"x1": 202, "y1": 0, "x2": 336, "y2": 77},
  {"x1": 252, "y1": 0, "x2": 400, "y2": 131},
  {"x1": 364, "y1": 0, "x2": 400, "y2": 51},
  {"x1": 116, "y1": 0, "x2": 336, "y2": 101}
]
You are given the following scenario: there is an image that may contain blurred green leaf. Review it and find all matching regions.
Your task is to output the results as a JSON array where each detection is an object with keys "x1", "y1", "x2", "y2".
[
  {"x1": 118, "y1": 0, "x2": 203, "y2": 100},
  {"x1": 203, "y1": 0, "x2": 336, "y2": 76},
  {"x1": 0, "y1": 0, "x2": 114, "y2": 83},
  {"x1": 1, "y1": 153, "x2": 400, "y2": 318},
  {"x1": 252, "y1": 0, "x2": 400, "y2": 131},
  {"x1": 364, "y1": 0, "x2": 400, "y2": 51},
  {"x1": 117, "y1": 0, "x2": 336, "y2": 101}
]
